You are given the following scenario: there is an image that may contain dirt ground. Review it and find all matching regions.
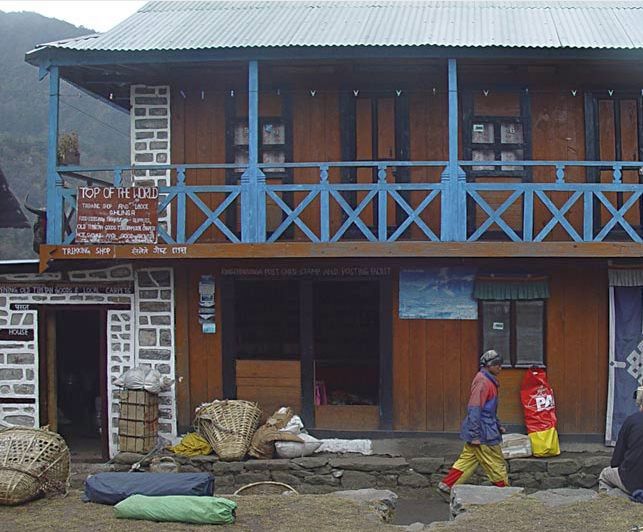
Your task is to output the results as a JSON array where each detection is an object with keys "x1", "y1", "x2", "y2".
[
  {"x1": 431, "y1": 493, "x2": 643, "y2": 532},
  {"x1": 2, "y1": 489, "x2": 643, "y2": 531},
  {"x1": 0, "y1": 489, "x2": 396, "y2": 532}
]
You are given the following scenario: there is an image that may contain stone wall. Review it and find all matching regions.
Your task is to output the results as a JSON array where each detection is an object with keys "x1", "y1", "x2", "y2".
[
  {"x1": 112, "y1": 452, "x2": 612, "y2": 494},
  {"x1": 0, "y1": 264, "x2": 177, "y2": 458},
  {"x1": 130, "y1": 85, "x2": 171, "y2": 231},
  {"x1": 135, "y1": 268, "x2": 176, "y2": 439}
]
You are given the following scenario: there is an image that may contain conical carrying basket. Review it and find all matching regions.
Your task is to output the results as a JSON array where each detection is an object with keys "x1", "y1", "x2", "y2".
[
  {"x1": 195, "y1": 400, "x2": 261, "y2": 461},
  {"x1": 0, "y1": 427, "x2": 70, "y2": 505}
]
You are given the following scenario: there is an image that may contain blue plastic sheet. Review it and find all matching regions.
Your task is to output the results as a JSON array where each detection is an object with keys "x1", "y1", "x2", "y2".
[{"x1": 84, "y1": 472, "x2": 214, "y2": 505}]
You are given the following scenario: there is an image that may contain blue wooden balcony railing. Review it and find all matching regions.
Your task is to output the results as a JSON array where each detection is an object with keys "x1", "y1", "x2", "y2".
[
  {"x1": 51, "y1": 160, "x2": 643, "y2": 246},
  {"x1": 42, "y1": 59, "x2": 643, "y2": 249}
]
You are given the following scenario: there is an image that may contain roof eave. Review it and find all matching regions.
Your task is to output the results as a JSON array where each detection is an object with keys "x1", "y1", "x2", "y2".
[{"x1": 25, "y1": 43, "x2": 643, "y2": 69}]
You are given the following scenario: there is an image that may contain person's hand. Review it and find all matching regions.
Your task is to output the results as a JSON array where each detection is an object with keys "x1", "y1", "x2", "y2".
[
  {"x1": 499, "y1": 426, "x2": 507, "y2": 434},
  {"x1": 470, "y1": 439, "x2": 481, "y2": 446}
]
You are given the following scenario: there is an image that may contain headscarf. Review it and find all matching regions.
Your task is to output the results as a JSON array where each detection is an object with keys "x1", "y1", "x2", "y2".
[
  {"x1": 636, "y1": 386, "x2": 643, "y2": 408},
  {"x1": 480, "y1": 349, "x2": 502, "y2": 367}
]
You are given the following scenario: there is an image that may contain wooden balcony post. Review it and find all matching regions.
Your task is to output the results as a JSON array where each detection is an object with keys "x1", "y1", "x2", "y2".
[
  {"x1": 240, "y1": 60, "x2": 265, "y2": 243},
  {"x1": 46, "y1": 66, "x2": 63, "y2": 244},
  {"x1": 441, "y1": 58, "x2": 467, "y2": 242}
]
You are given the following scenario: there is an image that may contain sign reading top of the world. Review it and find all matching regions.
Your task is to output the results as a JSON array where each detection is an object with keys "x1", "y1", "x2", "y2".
[
  {"x1": 75, "y1": 186, "x2": 159, "y2": 245},
  {"x1": 399, "y1": 267, "x2": 478, "y2": 320}
]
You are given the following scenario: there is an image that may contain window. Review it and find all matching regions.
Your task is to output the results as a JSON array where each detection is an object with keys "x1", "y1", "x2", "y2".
[
  {"x1": 463, "y1": 91, "x2": 531, "y2": 180},
  {"x1": 232, "y1": 118, "x2": 287, "y2": 175},
  {"x1": 225, "y1": 91, "x2": 293, "y2": 234},
  {"x1": 481, "y1": 299, "x2": 545, "y2": 368}
]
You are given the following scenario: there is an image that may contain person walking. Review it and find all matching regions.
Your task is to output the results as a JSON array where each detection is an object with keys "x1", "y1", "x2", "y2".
[{"x1": 437, "y1": 349, "x2": 509, "y2": 496}]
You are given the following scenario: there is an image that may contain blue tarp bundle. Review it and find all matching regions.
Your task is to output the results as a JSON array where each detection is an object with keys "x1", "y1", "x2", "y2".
[{"x1": 84, "y1": 472, "x2": 214, "y2": 505}]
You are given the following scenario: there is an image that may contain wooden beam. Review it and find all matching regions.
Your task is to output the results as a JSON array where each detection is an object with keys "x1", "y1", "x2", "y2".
[
  {"x1": 40, "y1": 241, "x2": 643, "y2": 270},
  {"x1": 46, "y1": 310, "x2": 57, "y2": 432},
  {"x1": 174, "y1": 267, "x2": 191, "y2": 432}
]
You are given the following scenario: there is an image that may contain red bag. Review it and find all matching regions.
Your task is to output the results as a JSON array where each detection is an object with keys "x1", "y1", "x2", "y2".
[
  {"x1": 520, "y1": 368, "x2": 557, "y2": 432},
  {"x1": 520, "y1": 368, "x2": 560, "y2": 457}
]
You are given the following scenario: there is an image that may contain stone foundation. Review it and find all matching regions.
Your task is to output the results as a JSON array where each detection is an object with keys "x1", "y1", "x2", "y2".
[{"x1": 112, "y1": 452, "x2": 612, "y2": 493}]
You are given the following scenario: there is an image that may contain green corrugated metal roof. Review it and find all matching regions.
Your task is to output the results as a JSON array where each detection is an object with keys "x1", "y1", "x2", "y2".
[{"x1": 29, "y1": 1, "x2": 643, "y2": 56}]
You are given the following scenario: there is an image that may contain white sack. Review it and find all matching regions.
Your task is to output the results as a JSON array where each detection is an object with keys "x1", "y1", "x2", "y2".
[
  {"x1": 275, "y1": 433, "x2": 321, "y2": 458},
  {"x1": 314, "y1": 438, "x2": 373, "y2": 455}
]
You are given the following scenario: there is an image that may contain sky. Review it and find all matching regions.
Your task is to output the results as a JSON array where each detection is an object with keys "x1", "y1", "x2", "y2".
[{"x1": 0, "y1": 0, "x2": 147, "y2": 32}]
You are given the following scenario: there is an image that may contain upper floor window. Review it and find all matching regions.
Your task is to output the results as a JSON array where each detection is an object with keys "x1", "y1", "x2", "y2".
[
  {"x1": 233, "y1": 118, "x2": 287, "y2": 175},
  {"x1": 463, "y1": 90, "x2": 532, "y2": 180}
]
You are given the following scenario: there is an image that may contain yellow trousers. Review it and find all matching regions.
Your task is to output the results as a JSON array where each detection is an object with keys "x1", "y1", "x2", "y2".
[{"x1": 451, "y1": 443, "x2": 509, "y2": 486}]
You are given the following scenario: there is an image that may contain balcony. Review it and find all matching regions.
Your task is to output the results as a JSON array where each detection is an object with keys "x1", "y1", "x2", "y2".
[{"x1": 42, "y1": 158, "x2": 643, "y2": 262}]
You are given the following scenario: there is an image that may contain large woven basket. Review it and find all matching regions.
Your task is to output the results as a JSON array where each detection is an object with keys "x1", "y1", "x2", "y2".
[
  {"x1": 0, "y1": 427, "x2": 70, "y2": 506},
  {"x1": 195, "y1": 400, "x2": 261, "y2": 461}
]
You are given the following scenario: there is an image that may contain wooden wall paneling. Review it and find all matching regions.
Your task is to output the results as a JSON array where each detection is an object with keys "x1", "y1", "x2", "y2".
[
  {"x1": 595, "y1": 263, "x2": 609, "y2": 434},
  {"x1": 325, "y1": 93, "x2": 342, "y2": 238},
  {"x1": 38, "y1": 307, "x2": 48, "y2": 426},
  {"x1": 46, "y1": 310, "x2": 57, "y2": 431},
  {"x1": 356, "y1": 98, "x2": 374, "y2": 227},
  {"x1": 408, "y1": 318, "x2": 427, "y2": 431},
  {"x1": 544, "y1": 263, "x2": 567, "y2": 431},
  {"x1": 619, "y1": 99, "x2": 640, "y2": 226},
  {"x1": 174, "y1": 266, "x2": 191, "y2": 431},
  {"x1": 409, "y1": 93, "x2": 428, "y2": 240},
  {"x1": 425, "y1": 321, "x2": 446, "y2": 431},
  {"x1": 459, "y1": 320, "x2": 479, "y2": 424},
  {"x1": 206, "y1": 94, "x2": 227, "y2": 241},
  {"x1": 564, "y1": 266, "x2": 585, "y2": 432},
  {"x1": 171, "y1": 87, "x2": 186, "y2": 166},
  {"x1": 598, "y1": 100, "x2": 617, "y2": 228},
  {"x1": 409, "y1": 93, "x2": 444, "y2": 238},
  {"x1": 530, "y1": 94, "x2": 586, "y2": 239},
  {"x1": 209, "y1": 267, "x2": 223, "y2": 399},
  {"x1": 188, "y1": 266, "x2": 208, "y2": 412},
  {"x1": 576, "y1": 265, "x2": 599, "y2": 433},
  {"x1": 170, "y1": 88, "x2": 185, "y2": 238},
  {"x1": 184, "y1": 89, "x2": 201, "y2": 238},
  {"x1": 378, "y1": 98, "x2": 397, "y2": 226},
  {"x1": 292, "y1": 94, "x2": 321, "y2": 240},
  {"x1": 471, "y1": 92, "x2": 523, "y2": 235},
  {"x1": 473, "y1": 92, "x2": 520, "y2": 117},
  {"x1": 379, "y1": 276, "x2": 394, "y2": 429},
  {"x1": 392, "y1": 273, "x2": 411, "y2": 429},
  {"x1": 196, "y1": 94, "x2": 214, "y2": 241},
  {"x1": 315, "y1": 405, "x2": 380, "y2": 430},
  {"x1": 576, "y1": 262, "x2": 608, "y2": 433},
  {"x1": 497, "y1": 369, "x2": 526, "y2": 425},
  {"x1": 300, "y1": 280, "x2": 315, "y2": 427},
  {"x1": 394, "y1": 94, "x2": 411, "y2": 230},
  {"x1": 339, "y1": 91, "x2": 358, "y2": 234},
  {"x1": 236, "y1": 360, "x2": 301, "y2": 420},
  {"x1": 187, "y1": 265, "x2": 223, "y2": 414},
  {"x1": 443, "y1": 320, "x2": 463, "y2": 430}
]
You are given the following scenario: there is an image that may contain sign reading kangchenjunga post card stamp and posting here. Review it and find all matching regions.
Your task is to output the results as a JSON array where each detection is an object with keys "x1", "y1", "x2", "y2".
[{"x1": 75, "y1": 186, "x2": 159, "y2": 244}]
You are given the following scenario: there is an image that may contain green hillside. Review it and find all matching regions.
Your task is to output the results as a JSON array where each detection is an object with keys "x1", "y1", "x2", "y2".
[{"x1": 0, "y1": 11, "x2": 129, "y2": 259}]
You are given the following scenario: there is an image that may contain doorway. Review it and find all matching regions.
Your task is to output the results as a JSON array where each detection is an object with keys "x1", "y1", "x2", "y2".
[
  {"x1": 587, "y1": 93, "x2": 643, "y2": 235},
  {"x1": 224, "y1": 275, "x2": 393, "y2": 431},
  {"x1": 340, "y1": 92, "x2": 411, "y2": 233},
  {"x1": 44, "y1": 308, "x2": 108, "y2": 460},
  {"x1": 312, "y1": 280, "x2": 381, "y2": 430}
]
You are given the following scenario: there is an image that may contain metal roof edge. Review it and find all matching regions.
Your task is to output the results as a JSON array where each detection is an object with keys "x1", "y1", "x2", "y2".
[{"x1": 24, "y1": 43, "x2": 643, "y2": 69}]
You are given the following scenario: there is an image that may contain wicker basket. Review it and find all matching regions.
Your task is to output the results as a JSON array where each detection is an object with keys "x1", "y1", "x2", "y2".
[
  {"x1": 195, "y1": 400, "x2": 261, "y2": 461},
  {"x1": 0, "y1": 427, "x2": 70, "y2": 506}
]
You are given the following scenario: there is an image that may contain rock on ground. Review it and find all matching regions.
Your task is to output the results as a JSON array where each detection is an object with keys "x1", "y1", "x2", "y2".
[
  {"x1": 450, "y1": 485, "x2": 525, "y2": 519},
  {"x1": 528, "y1": 488, "x2": 598, "y2": 507},
  {"x1": 331, "y1": 488, "x2": 398, "y2": 521}
]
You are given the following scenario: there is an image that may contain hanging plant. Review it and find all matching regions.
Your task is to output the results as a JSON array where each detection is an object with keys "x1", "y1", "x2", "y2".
[{"x1": 57, "y1": 132, "x2": 80, "y2": 166}]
